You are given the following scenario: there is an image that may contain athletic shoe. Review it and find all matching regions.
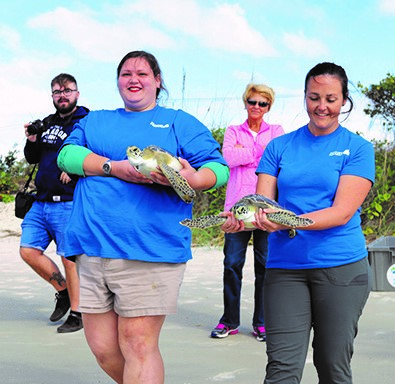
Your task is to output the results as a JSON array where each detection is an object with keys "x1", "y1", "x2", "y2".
[
  {"x1": 210, "y1": 323, "x2": 239, "y2": 338},
  {"x1": 49, "y1": 289, "x2": 70, "y2": 322},
  {"x1": 57, "y1": 312, "x2": 83, "y2": 333},
  {"x1": 253, "y1": 326, "x2": 266, "y2": 342}
]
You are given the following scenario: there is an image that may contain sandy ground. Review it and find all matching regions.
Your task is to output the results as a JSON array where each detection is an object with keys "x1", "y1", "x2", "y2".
[{"x1": 0, "y1": 202, "x2": 394, "y2": 384}]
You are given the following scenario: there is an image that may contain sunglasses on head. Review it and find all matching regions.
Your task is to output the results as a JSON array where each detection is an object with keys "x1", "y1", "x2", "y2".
[{"x1": 246, "y1": 99, "x2": 270, "y2": 108}]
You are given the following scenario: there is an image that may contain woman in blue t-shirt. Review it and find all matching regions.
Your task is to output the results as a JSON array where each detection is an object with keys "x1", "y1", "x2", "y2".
[
  {"x1": 221, "y1": 62, "x2": 374, "y2": 384},
  {"x1": 58, "y1": 51, "x2": 228, "y2": 384}
]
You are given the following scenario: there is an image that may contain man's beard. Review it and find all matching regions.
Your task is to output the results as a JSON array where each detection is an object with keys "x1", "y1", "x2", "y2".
[{"x1": 54, "y1": 99, "x2": 77, "y2": 115}]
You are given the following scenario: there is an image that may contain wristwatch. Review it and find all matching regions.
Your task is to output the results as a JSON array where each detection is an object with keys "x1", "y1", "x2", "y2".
[{"x1": 102, "y1": 160, "x2": 112, "y2": 176}]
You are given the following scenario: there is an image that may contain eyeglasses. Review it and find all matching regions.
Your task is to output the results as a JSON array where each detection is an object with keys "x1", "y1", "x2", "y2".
[
  {"x1": 52, "y1": 89, "x2": 78, "y2": 97},
  {"x1": 246, "y1": 99, "x2": 270, "y2": 108}
]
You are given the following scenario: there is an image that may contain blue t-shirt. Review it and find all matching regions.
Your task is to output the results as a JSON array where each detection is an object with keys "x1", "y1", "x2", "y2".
[
  {"x1": 256, "y1": 124, "x2": 375, "y2": 269},
  {"x1": 63, "y1": 106, "x2": 227, "y2": 263}
]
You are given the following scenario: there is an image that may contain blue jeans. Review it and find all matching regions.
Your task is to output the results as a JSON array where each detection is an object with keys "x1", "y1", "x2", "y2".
[{"x1": 219, "y1": 230, "x2": 268, "y2": 328}]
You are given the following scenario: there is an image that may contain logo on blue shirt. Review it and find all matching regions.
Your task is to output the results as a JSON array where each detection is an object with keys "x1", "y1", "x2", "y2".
[
  {"x1": 150, "y1": 122, "x2": 170, "y2": 129},
  {"x1": 329, "y1": 149, "x2": 350, "y2": 157}
]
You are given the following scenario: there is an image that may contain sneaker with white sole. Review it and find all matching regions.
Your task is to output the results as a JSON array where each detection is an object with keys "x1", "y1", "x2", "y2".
[
  {"x1": 210, "y1": 323, "x2": 239, "y2": 338},
  {"x1": 253, "y1": 326, "x2": 266, "y2": 342}
]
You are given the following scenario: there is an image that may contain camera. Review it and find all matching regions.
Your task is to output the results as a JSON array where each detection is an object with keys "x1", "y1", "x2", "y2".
[{"x1": 27, "y1": 119, "x2": 44, "y2": 136}]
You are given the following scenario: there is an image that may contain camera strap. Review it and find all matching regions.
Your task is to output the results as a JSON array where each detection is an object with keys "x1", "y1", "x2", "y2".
[{"x1": 22, "y1": 164, "x2": 37, "y2": 192}]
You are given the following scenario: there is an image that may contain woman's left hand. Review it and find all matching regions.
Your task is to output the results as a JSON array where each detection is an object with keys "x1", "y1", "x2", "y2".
[
  {"x1": 150, "y1": 158, "x2": 196, "y2": 187},
  {"x1": 253, "y1": 208, "x2": 287, "y2": 233}
]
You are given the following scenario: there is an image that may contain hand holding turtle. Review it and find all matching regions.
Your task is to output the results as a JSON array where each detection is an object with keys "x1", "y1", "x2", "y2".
[
  {"x1": 179, "y1": 158, "x2": 223, "y2": 192},
  {"x1": 112, "y1": 160, "x2": 154, "y2": 184},
  {"x1": 149, "y1": 157, "x2": 195, "y2": 187},
  {"x1": 219, "y1": 211, "x2": 246, "y2": 233},
  {"x1": 253, "y1": 207, "x2": 286, "y2": 233},
  {"x1": 147, "y1": 168, "x2": 170, "y2": 185}
]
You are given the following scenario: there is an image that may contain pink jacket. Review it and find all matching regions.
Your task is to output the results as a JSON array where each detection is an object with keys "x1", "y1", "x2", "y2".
[{"x1": 222, "y1": 120, "x2": 284, "y2": 210}]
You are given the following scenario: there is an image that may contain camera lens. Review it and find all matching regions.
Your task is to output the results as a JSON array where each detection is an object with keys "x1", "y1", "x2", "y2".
[{"x1": 27, "y1": 119, "x2": 44, "y2": 136}]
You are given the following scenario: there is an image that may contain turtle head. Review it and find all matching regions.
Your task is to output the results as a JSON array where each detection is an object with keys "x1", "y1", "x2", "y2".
[
  {"x1": 126, "y1": 146, "x2": 143, "y2": 166},
  {"x1": 230, "y1": 203, "x2": 257, "y2": 225},
  {"x1": 231, "y1": 204, "x2": 248, "y2": 215}
]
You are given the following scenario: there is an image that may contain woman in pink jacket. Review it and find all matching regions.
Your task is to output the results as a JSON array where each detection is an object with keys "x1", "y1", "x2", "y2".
[{"x1": 211, "y1": 83, "x2": 284, "y2": 341}]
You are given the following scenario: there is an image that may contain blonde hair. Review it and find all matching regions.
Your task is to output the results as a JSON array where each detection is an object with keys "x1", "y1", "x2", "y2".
[{"x1": 242, "y1": 83, "x2": 275, "y2": 110}]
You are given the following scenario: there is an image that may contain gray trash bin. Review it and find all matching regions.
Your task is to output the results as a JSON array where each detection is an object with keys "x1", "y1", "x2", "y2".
[{"x1": 367, "y1": 236, "x2": 395, "y2": 291}]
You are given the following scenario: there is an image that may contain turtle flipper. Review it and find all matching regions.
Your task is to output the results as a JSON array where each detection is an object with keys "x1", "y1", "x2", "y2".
[
  {"x1": 160, "y1": 163, "x2": 196, "y2": 204},
  {"x1": 267, "y1": 212, "x2": 314, "y2": 228},
  {"x1": 293, "y1": 216, "x2": 314, "y2": 227},
  {"x1": 180, "y1": 215, "x2": 226, "y2": 229}
]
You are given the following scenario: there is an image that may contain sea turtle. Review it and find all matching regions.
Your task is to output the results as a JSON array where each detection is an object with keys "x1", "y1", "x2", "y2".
[
  {"x1": 180, "y1": 194, "x2": 314, "y2": 238},
  {"x1": 126, "y1": 145, "x2": 196, "y2": 204}
]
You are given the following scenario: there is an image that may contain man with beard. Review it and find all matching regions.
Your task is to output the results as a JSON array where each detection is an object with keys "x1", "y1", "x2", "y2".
[{"x1": 20, "y1": 73, "x2": 89, "y2": 333}]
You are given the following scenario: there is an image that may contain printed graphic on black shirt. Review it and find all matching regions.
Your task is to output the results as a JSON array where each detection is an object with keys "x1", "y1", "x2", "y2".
[{"x1": 42, "y1": 125, "x2": 68, "y2": 145}]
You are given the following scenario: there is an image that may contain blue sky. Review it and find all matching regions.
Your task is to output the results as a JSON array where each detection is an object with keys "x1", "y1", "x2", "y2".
[{"x1": 1, "y1": 0, "x2": 394, "y2": 156}]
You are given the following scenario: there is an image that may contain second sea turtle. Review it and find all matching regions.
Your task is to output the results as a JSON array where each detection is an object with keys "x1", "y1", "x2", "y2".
[{"x1": 180, "y1": 194, "x2": 314, "y2": 237}]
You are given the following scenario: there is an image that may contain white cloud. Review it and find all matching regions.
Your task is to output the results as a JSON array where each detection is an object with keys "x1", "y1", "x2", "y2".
[
  {"x1": 27, "y1": 2, "x2": 277, "y2": 60},
  {"x1": 27, "y1": 7, "x2": 177, "y2": 62},
  {"x1": 0, "y1": 55, "x2": 73, "y2": 114},
  {"x1": 0, "y1": 25, "x2": 21, "y2": 51},
  {"x1": 131, "y1": 0, "x2": 278, "y2": 57},
  {"x1": 199, "y1": 3, "x2": 277, "y2": 57},
  {"x1": 283, "y1": 31, "x2": 329, "y2": 58},
  {"x1": 379, "y1": 0, "x2": 395, "y2": 13}
]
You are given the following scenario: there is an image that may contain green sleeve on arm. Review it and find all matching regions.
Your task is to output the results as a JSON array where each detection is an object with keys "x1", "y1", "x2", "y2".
[
  {"x1": 57, "y1": 145, "x2": 92, "y2": 176},
  {"x1": 199, "y1": 162, "x2": 229, "y2": 190}
]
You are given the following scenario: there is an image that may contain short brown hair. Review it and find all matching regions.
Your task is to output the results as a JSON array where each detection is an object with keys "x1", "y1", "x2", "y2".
[{"x1": 51, "y1": 73, "x2": 77, "y2": 89}]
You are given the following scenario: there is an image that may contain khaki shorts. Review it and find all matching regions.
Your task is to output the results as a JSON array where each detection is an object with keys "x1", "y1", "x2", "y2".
[{"x1": 76, "y1": 254, "x2": 186, "y2": 317}]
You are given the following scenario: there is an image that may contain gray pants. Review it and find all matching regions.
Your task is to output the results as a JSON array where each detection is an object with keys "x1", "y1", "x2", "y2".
[{"x1": 263, "y1": 258, "x2": 372, "y2": 384}]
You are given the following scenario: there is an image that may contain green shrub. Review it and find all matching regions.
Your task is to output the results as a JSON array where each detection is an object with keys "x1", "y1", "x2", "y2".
[
  {"x1": 191, "y1": 127, "x2": 227, "y2": 246},
  {"x1": 362, "y1": 140, "x2": 395, "y2": 241},
  {"x1": 191, "y1": 186, "x2": 226, "y2": 246},
  {"x1": 0, "y1": 194, "x2": 15, "y2": 203},
  {"x1": 0, "y1": 149, "x2": 34, "y2": 194}
]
